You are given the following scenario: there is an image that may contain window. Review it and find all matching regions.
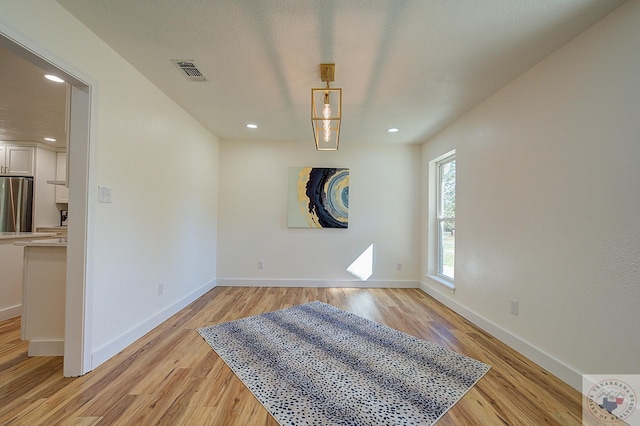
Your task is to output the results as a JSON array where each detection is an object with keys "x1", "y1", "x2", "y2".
[{"x1": 436, "y1": 155, "x2": 455, "y2": 281}]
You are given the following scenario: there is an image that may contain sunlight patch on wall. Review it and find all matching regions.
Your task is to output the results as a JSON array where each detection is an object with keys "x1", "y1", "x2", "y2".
[{"x1": 347, "y1": 244, "x2": 374, "y2": 280}]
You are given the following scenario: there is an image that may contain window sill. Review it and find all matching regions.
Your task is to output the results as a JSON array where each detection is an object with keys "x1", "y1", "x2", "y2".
[{"x1": 427, "y1": 275, "x2": 455, "y2": 293}]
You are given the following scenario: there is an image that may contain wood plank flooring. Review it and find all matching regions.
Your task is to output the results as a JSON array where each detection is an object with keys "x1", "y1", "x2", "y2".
[{"x1": 0, "y1": 287, "x2": 586, "y2": 425}]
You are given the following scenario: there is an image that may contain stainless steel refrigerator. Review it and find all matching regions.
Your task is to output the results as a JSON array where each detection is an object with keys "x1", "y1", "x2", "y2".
[{"x1": 0, "y1": 176, "x2": 34, "y2": 232}]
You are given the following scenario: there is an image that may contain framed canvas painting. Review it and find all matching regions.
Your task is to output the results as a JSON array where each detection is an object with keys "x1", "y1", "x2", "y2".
[{"x1": 287, "y1": 167, "x2": 349, "y2": 228}]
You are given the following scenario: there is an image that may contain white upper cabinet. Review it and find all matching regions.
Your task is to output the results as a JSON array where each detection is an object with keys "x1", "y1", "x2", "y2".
[
  {"x1": 55, "y1": 152, "x2": 69, "y2": 203},
  {"x1": 0, "y1": 145, "x2": 35, "y2": 176}
]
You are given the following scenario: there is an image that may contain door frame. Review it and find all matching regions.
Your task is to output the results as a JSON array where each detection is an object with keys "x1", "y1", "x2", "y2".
[{"x1": 0, "y1": 27, "x2": 95, "y2": 376}]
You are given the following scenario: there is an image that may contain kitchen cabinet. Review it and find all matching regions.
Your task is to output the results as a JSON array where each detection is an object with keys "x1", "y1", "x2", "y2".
[
  {"x1": 0, "y1": 144, "x2": 34, "y2": 176},
  {"x1": 0, "y1": 239, "x2": 27, "y2": 320},
  {"x1": 18, "y1": 239, "x2": 67, "y2": 356},
  {"x1": 0, "y1": 233, "x2": 58, "y2": 322},
  {"x1": 33, "y1": 147, "x2": 60, "y2": 228},
  {"x1": 55, "y1": 152, "x2": 69, "y2": 203}
]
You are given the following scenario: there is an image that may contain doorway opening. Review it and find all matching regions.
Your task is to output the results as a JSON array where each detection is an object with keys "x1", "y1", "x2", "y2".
[{"x1": 0, "y1": 30, "x2": 93, "y2": 376}]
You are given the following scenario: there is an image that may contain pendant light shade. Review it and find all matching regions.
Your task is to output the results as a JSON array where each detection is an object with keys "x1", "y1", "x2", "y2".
[{"x1": 311, "y1": 64, "x2": 342, "y2": 151}]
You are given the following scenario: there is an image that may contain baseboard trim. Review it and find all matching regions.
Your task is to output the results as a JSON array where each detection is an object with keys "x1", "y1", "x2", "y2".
[
  {"x1": 217, "y1": 279, "x2": 420, "y2": 288},
  {"x1": 418, "y1": 281, "x2": 582, "y2": 391},
  {"x1": 0, "y1": 304, "x2": 21, "y2": 322},
  {"x1": 28, "y1": 339, "x2": 64, "y2": 356},
  {"x1": 91, "y1": 280, "x2": 217, "y2": 369}
]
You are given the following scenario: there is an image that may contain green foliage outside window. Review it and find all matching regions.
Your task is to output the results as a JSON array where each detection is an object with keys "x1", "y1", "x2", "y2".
[{"x1": 441, "y1": 160, "x2": 455, "y2": 233}]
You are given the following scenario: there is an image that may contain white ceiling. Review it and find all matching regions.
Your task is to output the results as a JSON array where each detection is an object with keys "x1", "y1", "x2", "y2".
[
  {"x1": 0, "y1": 1, "x2": 626, "y2": 148},
  {"x1": 0, "y1": 43, "x2": 68, "y2": 148}
]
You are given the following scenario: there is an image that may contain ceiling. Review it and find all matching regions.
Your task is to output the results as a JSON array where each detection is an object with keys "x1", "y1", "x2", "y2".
[
  {"x1": 0, "y1": 44, "x2": 68, "y2": 148},
  {"x1": 1, "y1": 1, "x2": 626, "y2": 148}
]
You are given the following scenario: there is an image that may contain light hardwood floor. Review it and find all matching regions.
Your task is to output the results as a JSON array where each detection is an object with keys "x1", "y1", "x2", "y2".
[{"x1": 1, "y1": 287, "x2": 585, "y2": 425}]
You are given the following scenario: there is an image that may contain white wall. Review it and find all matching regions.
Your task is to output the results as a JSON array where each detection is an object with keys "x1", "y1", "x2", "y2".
[
  {"x1": 217, "y1": 140, "x2": 420, "y2": 286},
  {"x1": 421, "y1": 0, "x2": 640, "y2": 389},
  {"x1": 0, "y1": 0, "x2": 220, "y2": 368}
]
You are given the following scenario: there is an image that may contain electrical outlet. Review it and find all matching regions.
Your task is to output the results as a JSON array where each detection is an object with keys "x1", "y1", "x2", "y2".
[
  {"x1": 510, "y1": 299, "x2": 519, "y2": 316},
  {"x1": 396, "y1": 262, "x2": 403, "y2": 271},
  {"x1": 258, "y1": 260, "x2": 265, "y2": 270},
  {"x1": 98, "y1": 186, "x2": 112, "y2": 203},
  {"x1": 158, "y1": 283, "x2": 164, "y2": 296}
]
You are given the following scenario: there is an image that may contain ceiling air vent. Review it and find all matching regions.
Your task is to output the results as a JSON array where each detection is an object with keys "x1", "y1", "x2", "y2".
[{"x1": 172, "y1": 60, "x2": 207, "y2": 81}]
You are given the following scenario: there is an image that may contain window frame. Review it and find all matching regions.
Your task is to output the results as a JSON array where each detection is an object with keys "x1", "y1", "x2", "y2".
[
  {"x1": 436, "y1": 154, "x2": 455, "y2": 281},
  {"x1": 428, "y1": 150, "x2": 456, "y2": 291}
]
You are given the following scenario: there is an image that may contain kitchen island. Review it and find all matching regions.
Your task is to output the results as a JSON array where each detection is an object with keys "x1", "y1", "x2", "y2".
[
  {"x1": 14, "y1": 238, "x2": 67, "y2": 356},
  {"x1": 0, "y1": 232, "x2": 57, "y2": 321}
]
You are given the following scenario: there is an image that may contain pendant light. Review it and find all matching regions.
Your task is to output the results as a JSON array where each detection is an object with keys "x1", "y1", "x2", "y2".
[{"x1": 311, "y1": 64, "x2": 342, "y2": 151}]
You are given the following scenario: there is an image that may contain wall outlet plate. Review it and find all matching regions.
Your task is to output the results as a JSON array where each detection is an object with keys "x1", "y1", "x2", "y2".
[
  {"x1": 98, "y1": 186, "x2": 112, "y2": 203},
  {"x1": 510, "y1": 299, "x2": 519, "y2": 316}
]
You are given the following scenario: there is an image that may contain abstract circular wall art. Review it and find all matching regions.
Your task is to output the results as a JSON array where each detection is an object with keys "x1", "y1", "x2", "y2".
[{"x1": 288, "y1": 167, "x2": 349, "y2": 228}]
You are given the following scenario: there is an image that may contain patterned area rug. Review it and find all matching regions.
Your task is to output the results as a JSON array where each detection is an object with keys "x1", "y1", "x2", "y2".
[{"x1": 197, "y1": 301, "x2": 490, "y2": 425}]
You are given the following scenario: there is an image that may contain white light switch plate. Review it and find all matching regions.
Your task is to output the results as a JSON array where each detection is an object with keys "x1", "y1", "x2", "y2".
[{"x1": 98, "y1": 186, "x2": 112, "y2": 203}]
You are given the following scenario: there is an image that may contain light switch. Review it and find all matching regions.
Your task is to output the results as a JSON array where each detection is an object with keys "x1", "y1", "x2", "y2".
[{"x1": 98, "y1": 186, "x2": 112, "y2": 203}]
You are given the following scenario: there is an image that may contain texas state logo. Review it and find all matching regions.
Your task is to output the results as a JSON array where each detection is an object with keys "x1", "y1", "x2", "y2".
[{"x1": 586, "y1": 378, "x2": 637, "y2": 423}]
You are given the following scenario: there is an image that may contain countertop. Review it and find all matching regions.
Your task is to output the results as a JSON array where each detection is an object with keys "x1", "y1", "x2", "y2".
[
  {"x1": 14, "y1": 238, "x2": 67, "y2": 247},
  {"x1": 0, "y1": 232, "x2": 57, "y2": 241}
]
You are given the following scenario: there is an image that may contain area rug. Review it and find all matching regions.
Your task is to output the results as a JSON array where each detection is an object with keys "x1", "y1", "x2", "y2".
[{"x1": 197, "y1": 301, "x2": 490, "y2": 425}]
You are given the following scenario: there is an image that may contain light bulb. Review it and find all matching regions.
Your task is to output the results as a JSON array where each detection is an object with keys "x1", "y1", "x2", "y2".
[
  {"x1": 323, "y1": 103, "x2": 331, "y2": 118},
  {"x1": 322, "y1": 102, "x2": 332, "y2": 142}
]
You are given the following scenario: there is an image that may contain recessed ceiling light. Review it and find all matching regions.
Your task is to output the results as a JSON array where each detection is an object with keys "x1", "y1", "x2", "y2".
[
  {"x1": 44, "y1": 74, "x2": 65, "y2": 83},
  {"x1": 246, "y1": 123, "x2": 258, "y2": 129},
  {"x1": 44, "y1": 137, "x2": 57, "y2": 142},
  {"x1": 387, "y1": 127, "x2": 399, "y2": 133}
]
